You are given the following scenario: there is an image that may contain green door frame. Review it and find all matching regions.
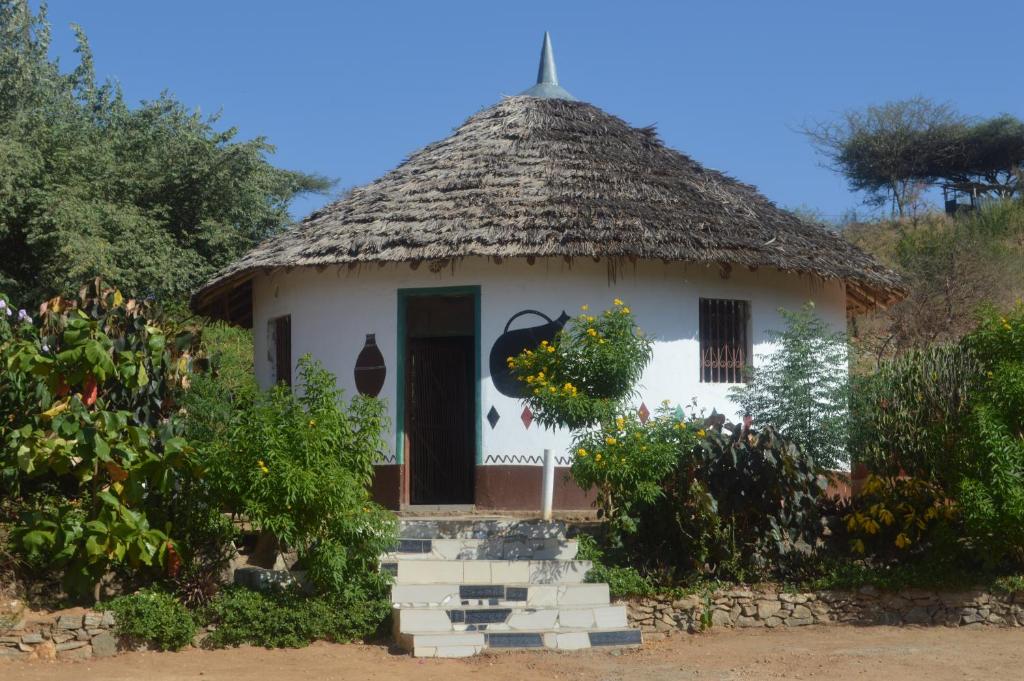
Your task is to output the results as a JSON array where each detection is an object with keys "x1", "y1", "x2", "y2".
[{"x1": 395, "y1": 285, "x2": 482, "y2": 473}]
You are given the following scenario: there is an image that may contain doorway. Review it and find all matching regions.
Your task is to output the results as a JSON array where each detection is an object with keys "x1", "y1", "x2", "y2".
[{"x1": 398, "y1": 288, "x2": 479, "y2": 505}]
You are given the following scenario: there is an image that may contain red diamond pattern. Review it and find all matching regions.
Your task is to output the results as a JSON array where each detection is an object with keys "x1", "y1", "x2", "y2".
[
  {"x1": 521, "y1": 406, "x2": 534, "y2": 429},
  {"x1": 638, "y1": 402, "x2": 650, "y2": 424}
]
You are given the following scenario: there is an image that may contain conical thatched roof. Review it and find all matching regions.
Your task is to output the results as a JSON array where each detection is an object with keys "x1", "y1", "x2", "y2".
[{"x1": 193, "y1": 95, "x2": 903, "y2": 312}]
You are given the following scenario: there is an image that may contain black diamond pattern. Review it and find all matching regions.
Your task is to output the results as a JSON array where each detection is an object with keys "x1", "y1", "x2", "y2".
[{"x1": 487, "y1": 406, "x2": 500, "y2": 429}]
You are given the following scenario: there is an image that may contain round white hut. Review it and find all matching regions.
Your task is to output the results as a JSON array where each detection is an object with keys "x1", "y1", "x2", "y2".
[{"x1": 193, "y1": 34, "x2": 902, "y2": 511}]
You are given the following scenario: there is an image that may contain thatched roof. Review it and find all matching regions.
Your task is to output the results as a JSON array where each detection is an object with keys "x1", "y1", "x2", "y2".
[{"x1": 193, "y1": 95, "x2": 904, "y2": 312}]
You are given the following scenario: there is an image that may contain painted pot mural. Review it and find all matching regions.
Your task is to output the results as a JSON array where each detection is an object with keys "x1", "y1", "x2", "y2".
[
  {"x1": 489, "y1": 309, "x2": 570, "y2": 397},
  {"x1": 354, "y1": 333, "x2": 386, "y2": 397}
]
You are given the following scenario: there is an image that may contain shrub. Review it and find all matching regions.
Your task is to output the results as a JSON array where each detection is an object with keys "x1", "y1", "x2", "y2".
[
  {"x1": 0, "y1": 281, "x2": 201, "y2": 596},
  {"x1": 201, "y1": 586, "x2": 390, "y2": 648},
  {"x1": 101, "y1": 589, "x2": 197, "y2": 651},
  {"x1": 198, "y1": 356, "x2": 396, "y2": 597},
  {"x1": 508, "y1": 299, "x2": 652, "y2": 430},
  {"x1": 841, "y1": 475, "x2": 959, "y2": 560},
  {"x1": 731, "y1": 303, "x2": 851, "y2": 469}
]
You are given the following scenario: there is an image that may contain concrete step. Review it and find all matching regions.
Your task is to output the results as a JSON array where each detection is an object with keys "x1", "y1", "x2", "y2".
[
  {"x1": 397, "y1": 627, "x2": 643, "y2": 658},
  {"x1": 394, "y1": 603, "x2": 628, "y2": 634},
  {"x1": 383, "y1": 559, "x2": 591, "y2": 585},
  {"x1": 385, "y1": 537, "x2": 578, "y2": 561},
  {"x1": 390, "y1": 582, "x2": 610, "y2": 608},
  {"x1": 398, "y1": 517, "x2": 567, "y2": 541}
]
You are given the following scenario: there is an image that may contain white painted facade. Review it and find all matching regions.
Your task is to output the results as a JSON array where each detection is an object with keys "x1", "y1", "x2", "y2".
[{"x1": 251, "y1": 257, "x2": 846, "y2": 467}]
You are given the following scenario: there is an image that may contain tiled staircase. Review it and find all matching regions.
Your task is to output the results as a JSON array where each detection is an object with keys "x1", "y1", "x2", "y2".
[{"x1": 383, "y1": 517, "x2": 642, "y2": 658}]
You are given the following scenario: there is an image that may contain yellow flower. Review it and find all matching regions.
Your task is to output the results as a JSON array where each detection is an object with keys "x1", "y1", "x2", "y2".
[
  {"x1": 526, "y1": 375, "x2": 534, "y2": 384},
  {"x1": 540, "y1": 340, "x2": 548, "y2": 346},
  {"x1": 895, "y1": 533, "x2": 912, "y2": 549},
  {"x1": 308, "y1": 419, "x2": 316, "y2": 428},
  {"x1": 537, "y1": 371, "x2": 545, "y2": 379},
  {"x1": 595, "y1": 453, "x2": 602, "y2": 462},
  {"x1": 696, "y1": 429, "x2": 706, "y2": 438},
  {"x1": 257, "y1": 459, "x2": 269, "y2": 475},
  {"x1": 599, "y1": 339, "x2": 606, "y2": 344},
  {"x1": 549, "y1": 386, "x2": 557, "y2": 394},
  {"x1": 613, "y1": 298, "x2": 623, "y2": 306},
  {"x1": 621, "y1": 307, "x2": 630, "y2": 314},
  {"x1": 577, "y1": 448, "x2": 588, "y2": 457},
  {"x1": 605, "y1": 436, "x2": 617, "y2": 445},
  {"x1": 580, "y1": 304, "x2": 589, "y2": 311},
  {"x1": 533, "y1": 388, "x2": 541, "y2": 396},
  {"x1": 615, "y1": 416, "x2": 625, "y2": 430},
  {"x1": 587, "y1": 328, "x2": 597, "y2": 337},
  {"x1": 546, "y1": 345, "x2": 555, "y2": 353},
  {"x1": 563, "y1": 382, "x2": 573, "y2": 391}
]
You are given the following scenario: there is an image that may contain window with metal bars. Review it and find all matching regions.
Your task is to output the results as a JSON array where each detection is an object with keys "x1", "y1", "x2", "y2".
[{"x1": 699, "y1": 298, "x2": 751, "y2": 383}]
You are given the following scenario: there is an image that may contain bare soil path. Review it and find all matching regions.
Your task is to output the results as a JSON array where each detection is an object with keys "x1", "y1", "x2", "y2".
[{"x1": 4, "y1": 626, "x2": 1023, "y2": 681}]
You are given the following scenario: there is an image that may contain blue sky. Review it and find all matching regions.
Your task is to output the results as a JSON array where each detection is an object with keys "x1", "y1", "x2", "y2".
[{"x1": 42, "y1": 0, "x2": 1023, "y2": 223}]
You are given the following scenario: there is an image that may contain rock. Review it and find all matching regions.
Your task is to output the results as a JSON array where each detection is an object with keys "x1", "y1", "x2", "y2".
[
  {"x1": 57, "y1": 644, "x2": 93, "y2": 661},
  {"x1": 671, "y1": 596, "x2": 701, "y2": 611},
  {"x1": 711, "y1": 609, "x2": 733, "y2": 627},
  {"x1": 21, "y1": 632, "x2": 44, "y2": 644},
  {"x1": 736, "y1": 616, "x2": 763, "y2": 628},
  {"x1": 791, "y1": 604, "x2": 813, "y2": 620},
  {"x1": 0, "y1": 646, "x2": 27, "y2": 659},
  {"x1": 741, "y1": 603, "x2": 757, "y2": 617},
  {"x1": 858, "y1": 585, "x2": 879, "y2": 598},
  {"x1": 756, "y1": 599, "x2": 782, "y2": 619},
  {"x1": 75, "y1": 628, "x2": 91, "y2": 641},
  {"x1": 904, "y1": 607, "x2": 932, "y2": 625},
  {"x1": 83, "y1": 612, "x2": 104, "y2": 628},
  {"x1": 786, "y1": 616, "x2": 813, "y2": 627},
  {"x1": 91, "y1": 632, "x2": 117, "y2": 658},
  {"x1": 961, "y1": 609, "x2": 984, "y2": 625},
  {"x1": 31, "y1": 639, "x2": 56, "y2": 661},
  {"x1": 57, "y1": 614, "x2": 83, "y2": 630},
  {"x1": 987, "y1": 614, "x2": 1007, "y2": 626},
  {"x1": 51, "y1": 632, "x2": 75, "y2": 644},
  {"x1": 764, "y1": 616, "x2": 783, "y2": 628},
  {"x1": 0, "y1": 599, "x2": 26, "y2": 630},
  {"x1": 55, "y1": 639, "x2": 89, "y2": 652}
]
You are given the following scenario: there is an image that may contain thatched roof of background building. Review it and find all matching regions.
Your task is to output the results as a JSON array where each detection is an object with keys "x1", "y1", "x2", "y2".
[{"x1": 193, "y1": 95, "x2": 903, "y2": 313}]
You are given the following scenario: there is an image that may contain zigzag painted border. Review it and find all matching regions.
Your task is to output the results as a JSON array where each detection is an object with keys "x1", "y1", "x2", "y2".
[
  {"x1": 373, "y1": 453, "x2": 398, "y2": 465},
  {"x1": 483, "y1": 453, "x2": 574, "y2": 466}
]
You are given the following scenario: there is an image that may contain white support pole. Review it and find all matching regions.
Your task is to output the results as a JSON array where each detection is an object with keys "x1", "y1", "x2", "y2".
[{"x1": 541, "y1": 448, "x2": 555, "y2": 520}]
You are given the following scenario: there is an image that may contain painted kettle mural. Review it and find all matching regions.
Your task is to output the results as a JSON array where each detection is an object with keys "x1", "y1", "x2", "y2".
[
  {"x1": 489, "y1": 309, "x2": 570, "y2": 397},
  {"x1": 353, "y1": 333, "x2": 386, "y2": 398}
]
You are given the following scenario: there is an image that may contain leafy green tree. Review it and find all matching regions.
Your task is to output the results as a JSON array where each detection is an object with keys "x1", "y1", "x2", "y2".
[
  {"x1": 0, "y1": 1, "x2": 330, "y2": 305},
  {"x1": 730, "y1": 303, "x2": 850, "y2": 469}
]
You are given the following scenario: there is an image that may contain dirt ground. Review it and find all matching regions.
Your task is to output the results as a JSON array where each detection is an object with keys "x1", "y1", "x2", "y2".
[{"x1": 3, "y1": 626, "x2": 1023, "y2": 681}]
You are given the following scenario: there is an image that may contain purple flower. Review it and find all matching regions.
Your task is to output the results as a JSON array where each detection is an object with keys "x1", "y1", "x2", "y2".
[
  {"x1": 0, "y1": 299, "x2": 6, "y2": 311},
  {"x1": 17, "y1": 309, "x2": 31, "y2": 323},
  {"x1": 41, "y1": 344, "x2": 50, "y2": 353}
]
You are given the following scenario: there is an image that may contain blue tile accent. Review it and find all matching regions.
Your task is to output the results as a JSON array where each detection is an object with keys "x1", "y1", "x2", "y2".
[
  {"x1": 486, "y1": 633, "x2": 543, "y2": 648},
  {"x1": 460, "y1": 585, "x2": 504, "y2": 599},
  {"x1": 447, "y1": 610, "x2": 465, "y2": 623},
  {"x1": 505, "y1": 587, "x2": 529, "y2": 601},
  {"x1": 466, "y1": 624, "x2": 488, "y2": 631},
  {"x1": 589, "y1": 630, "x2": 642, "y2": 646},
  {"x1": 465, "y1": 608, "x2": 511, "y2": 624},
  {"x1": 395, "y1": 539, "x2": 431, "y2": 553}
]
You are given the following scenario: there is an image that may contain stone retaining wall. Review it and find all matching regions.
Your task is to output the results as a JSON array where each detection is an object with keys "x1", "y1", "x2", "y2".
[
  {"x1": 626, "y1": 586, "x2": 1024, "y2": 636},
  {"x1": 1, "y1": 603, "x2": 119, "y2": 661}
]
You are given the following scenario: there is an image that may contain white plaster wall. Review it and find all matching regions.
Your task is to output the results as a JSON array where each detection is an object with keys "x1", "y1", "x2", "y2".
[{"x1": 251, "y1": 258, "x2": 847, "y2": 467}]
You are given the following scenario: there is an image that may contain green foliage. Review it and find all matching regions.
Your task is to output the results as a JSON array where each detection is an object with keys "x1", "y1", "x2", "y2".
[
  {"x1": 0, "y1": 282, "x2": 201, "y2": 596},
  {"x1": 850, "y1": 343, "x2": 981, "y2": 481},
  {"x1": 571, "y1": 406, "x2": 701, "y2": 542},
  {"x1": 731, "y1": 303, "x2": 850, "y2": 469},
  {"x1": 201, "y1": 586, "x2": 390, "y2": 649},
  {"x1": 841, "y1": 475, "x2": 958, "y2": 559},
  {"x1": 0, "y1": 2, "x2": 330, "y2": 304},
  {"x1": 101, "y1": 589, "x2": 197, "y2": 651},
  {"x1": 198, "y1": 356, "x2": 396, "y2": 597},
  {"x1": 508, "y1": 299, "x2": 653, "y2": 430},
  {"x1": 576, "y1": 535, "x2": 655, "y2": 598}
]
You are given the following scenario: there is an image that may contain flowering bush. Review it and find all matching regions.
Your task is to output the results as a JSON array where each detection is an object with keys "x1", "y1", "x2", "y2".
[
  {"x1": 507, "y1": 299, "x2": 653, "y2": 429},
  {"x1": 571, "y1": 405, "x2": 702, "y2": 540}
]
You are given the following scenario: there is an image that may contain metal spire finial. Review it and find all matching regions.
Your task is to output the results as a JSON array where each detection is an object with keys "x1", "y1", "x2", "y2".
[{"x1": 520, "y1": 32, "x2": 576, "y2": 100}]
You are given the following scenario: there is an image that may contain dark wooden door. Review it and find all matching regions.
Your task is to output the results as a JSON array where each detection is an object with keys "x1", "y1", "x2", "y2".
[{"x1": 407, "y1": 336, "x2": 475, "y2": 504}]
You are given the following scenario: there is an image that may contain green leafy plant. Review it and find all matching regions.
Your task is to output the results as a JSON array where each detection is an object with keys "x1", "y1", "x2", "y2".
[
  {"x1": 507, "y1": 299, "x2": 653, "y2": 430},
  {"x1": 201, "y1": 586, "x2": 390, "y2": 649},
  {"x1": 731, "y1": 303, "x2": 851, "y2": 468},
  {"x1": 199, "y1": 356, "x2": 396, "y2": 597},
  {"x1": 101, "y1": 589, "x2": 197, "y2": 651},
  {"x1": 1, "y1": 282, "x2": 201, "y2": 596}
]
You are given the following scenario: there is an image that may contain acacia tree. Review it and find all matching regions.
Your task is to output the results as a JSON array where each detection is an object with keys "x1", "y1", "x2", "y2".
[
  {"x1": 802, "y1": 98, "x2": 965, "y2": 217},
  {"x1": 935, "y1": 115, "x2": 1024, "y2": 198},
  {"x1": 0, "y1": 1, "x2": 331, "y2": 305}
]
